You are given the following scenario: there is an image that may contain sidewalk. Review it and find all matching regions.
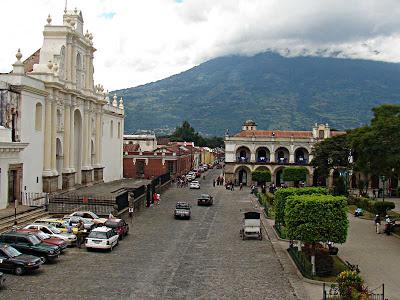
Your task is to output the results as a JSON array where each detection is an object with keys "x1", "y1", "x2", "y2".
[{"x1": 337, "y1": 214, "x2": 400, "y2": 299}]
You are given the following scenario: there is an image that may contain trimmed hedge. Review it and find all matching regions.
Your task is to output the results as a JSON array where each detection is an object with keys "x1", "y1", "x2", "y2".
[
  {"x1": 251, "y1": 170, "x2": 271, "y2": 183},
  {"x1": 282, "y1": 167, "x2": 308, "y2": 182},
  {"x1": 348, "y1": 195, "x2": 395, "y2": 216},
  {"x1": 274, "y1": 187, "x2": 327, "y2": 225},
  {"x1": 285, "y1": 194, "x2": 348, "y2": 244}
]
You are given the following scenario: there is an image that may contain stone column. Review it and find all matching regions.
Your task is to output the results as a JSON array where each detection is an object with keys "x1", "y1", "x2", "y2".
[
  {"x1": 51, "y1": 92, "x2": 57, "y2": 175},
  {"x1": 328, "y1": 169, "x2": 334, "y2": 189},
  {"x1": 82, "y1": 105, "x2": 89, "y2": 168},
  {"x1": 85, "y1": 53, "x2": 90, "y2": 89},
  {"x1": 87, "y1": 109, "x2": 92, "y2": 166},
  {"x1": 43, "y1": 97, "x2": 52, "y2": 176},
  {"x1": 71, "y1": 43, "x2": 76, "y2": 85},
  {"x1": 63, "y1": 99, "x2": 71, "y2": 172},
  {"x1": 81, "y1": 103, "x2": 93, "y2": 185},
  {"x1": 95, "y1": 110, "x2": 101, "y2": 165},
  {"x1": 289, "y1": 151, "x2": 295, "y2": 164},
  {"x1": 307, "y1": 168, "x2": 314, "y2": 186},
  {"x1": 69, "y1": 101, "x2": 75, "y2": 172},
  {"x1": 66, "y1": 41, "x2": 72, "y2": 82}
]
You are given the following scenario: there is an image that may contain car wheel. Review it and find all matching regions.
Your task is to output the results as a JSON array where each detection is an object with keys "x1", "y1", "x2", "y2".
[
  {"x1": 15, "y1": 266, "x2": 24, "y2": 276},
  {"x1": 41, "y1": 256, "x2": 47, "y2": 264}
]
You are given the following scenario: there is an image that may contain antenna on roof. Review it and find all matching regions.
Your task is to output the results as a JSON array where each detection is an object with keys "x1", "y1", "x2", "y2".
[{"x1": 64, "y1": 0, "x2": 68, "y2": 13}]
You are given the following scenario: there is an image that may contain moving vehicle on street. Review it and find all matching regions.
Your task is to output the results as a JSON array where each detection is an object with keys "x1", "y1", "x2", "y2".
[
  {"x1": 197, "y1": 194, "x2": 214, "y2": 206},
  {"x1": 68, "y1": 211, "x2": 108, "y2": 226},
  {"x1": 240, "y1": 211, "x2": 262, "y2": 240},
  {"x1": 0, "y1": 231, "x2": 60, "y2": 263},
  {"x1": 16, "y1": 229, "x2": 67, "y2": 253},
  {"x1": 174, "y1": 202, "x2": 191, "y2": 219},
  {"x1": 104, "y1": 218, "x2": 129, "y2": 240},
  {"x1": 85, "y1": 227, "x2": 119, "y2": 251},
  {"x1": 63, "y1": 216, "x2": 95, "y2": 231},
  {"x1": 189, "y1": 180, "x2": 200, "y2": 189},
  {"x1": 24, "y1": 224, "x2": 77, "y2": 246},
  {"x1": 0, "y1": 244, "x2": 44, "y2": 275}
]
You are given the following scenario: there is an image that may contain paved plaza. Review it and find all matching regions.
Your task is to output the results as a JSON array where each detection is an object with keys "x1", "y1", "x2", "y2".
[{"x1": 3, "y1": 170, "x2": 300, "y2": 300}]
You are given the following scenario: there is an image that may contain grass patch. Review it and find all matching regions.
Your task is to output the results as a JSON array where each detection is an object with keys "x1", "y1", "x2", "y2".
[{"x1": 349, "y1": 204, "x2": 400, "y2": 220}]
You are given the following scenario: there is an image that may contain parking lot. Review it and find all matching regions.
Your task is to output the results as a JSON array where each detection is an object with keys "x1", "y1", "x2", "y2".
[{"x1": 3, "y1": 169, "x2": 296, "y2": 299}]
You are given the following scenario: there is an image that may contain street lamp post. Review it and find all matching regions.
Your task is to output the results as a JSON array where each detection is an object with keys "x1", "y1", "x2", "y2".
[{"x1": 380, "y1": 175, "x2": 386, "y2": 202}]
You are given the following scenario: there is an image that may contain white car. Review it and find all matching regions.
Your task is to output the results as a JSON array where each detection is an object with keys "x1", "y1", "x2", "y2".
[
  {"x1": 68, "y1": 211, "x2": 108, "y2": 226},
  {"x1": 24, "y1": 224, "x2": 77, "y2": 246},
  {"x1": 189, "y1": 181, "x2": 200, "y2": 189},
  {"x1": 85, "y1": 226, "x2": 119, "y2": 251}
]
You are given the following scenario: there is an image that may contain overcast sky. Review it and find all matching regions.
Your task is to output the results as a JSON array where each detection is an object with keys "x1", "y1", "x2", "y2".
[{"x1": 1, "y1": 0, "x2": 400, "y2": 90}]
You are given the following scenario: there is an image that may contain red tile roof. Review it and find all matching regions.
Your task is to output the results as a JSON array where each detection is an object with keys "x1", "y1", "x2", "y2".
[
  {"x1": 235, "y1": 130, "x2": 313, "y2": 138},
  {"x1": 123, "y1": 143, "x2": 140, "y2": 152}
]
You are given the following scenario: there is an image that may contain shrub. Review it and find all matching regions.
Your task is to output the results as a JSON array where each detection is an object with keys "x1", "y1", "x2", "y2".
[
  {"x1": 333, "y1": 176, "x2": 347, "y2": 196},
  {"x1": 337, "y1": 271, "x2": 364, "y2": 299},
  {"x1": 274, "y1": 187, "x2": 327, "y2": 225},
  {"x1": 265, "y1": 192, "x2": 275, "y2": 205},
  {"x1": 371, "y1": 201, "x2": 395, "y2": 216},
  {"x1": 285, "y1": 194, "x2": 348, "y2": 244},
  {"x1": 282, "y1": 167, "x2": 308, "y2": 182},
  {"x1": 251, "y1": 170, "x2": 271, "y2": 183}
]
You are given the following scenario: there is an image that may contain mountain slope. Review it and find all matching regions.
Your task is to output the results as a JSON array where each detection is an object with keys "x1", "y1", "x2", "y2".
[{"x1": 116, "y1": 52, "x2": 400, "y2": 135}]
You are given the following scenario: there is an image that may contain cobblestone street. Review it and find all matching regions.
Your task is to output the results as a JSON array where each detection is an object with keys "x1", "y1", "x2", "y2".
[{"x1": 4, "y1": 170, "x2": 297, "y2": 299}]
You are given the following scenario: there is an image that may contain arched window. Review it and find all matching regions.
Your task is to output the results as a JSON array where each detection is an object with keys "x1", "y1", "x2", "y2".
[
  {"x1": 110, "y1": 120, "x2": 113, "y2": 138},
  {"x1": 35, "y1": 103, "x2": 43, "y2": 131}
]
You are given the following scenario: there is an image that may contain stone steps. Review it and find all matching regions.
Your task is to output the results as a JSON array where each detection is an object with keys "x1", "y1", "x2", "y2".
[{"x1": 0, "y1": 207, "x2": 49, "y2": 233}]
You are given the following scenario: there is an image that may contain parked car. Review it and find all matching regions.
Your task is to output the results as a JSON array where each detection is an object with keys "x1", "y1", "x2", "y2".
[
  {"x1": 16, "y1": 229, "x2": 67, "y2": 252},
  {"x1": 197, "y1": 194, "x2": 213, "y2": 206},
  {"x1": 104, "y1": 218, "x2": 129, "y2": 240},
  {"x1": 85, "y1": 227, "x2": 119, "y2": 251},
  {"x1": 0, "y1": 244, "x2": 44, "y2": 275},
  {"x1": 189, "y1": 180, "x2": 200, "y2": 189},
  {"x1": 33, "y1": 218, "x2": 78, "y2": 234},
  {"x1": 68, "y1": 211, "x2": 108, "y2": 226},
  {"x1": 0, "y1": 231, "x2": 60, "y2": 263},
  {"x1": 186, "y1": 174, "x2": 195, "y2": 182},
  {"x1": 174, "y1": 202, "x2": 191, "y2": 219},
  {"x1": 62, "y1": 216, "x2": 95, "y2": 231},
  {"x1": 24, "y1": 224, "x2": 77, "y2": 246}
]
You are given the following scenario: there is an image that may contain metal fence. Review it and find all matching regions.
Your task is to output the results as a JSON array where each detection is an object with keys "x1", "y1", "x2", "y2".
[
  {"x1": 48, "y1": 195, "x2": 116, "y2": 216},
  {"x1": 323, "y1": 283, "x2": 388, "y2": 300},
  {"x1": 22, "y1": 192, "x2": 49, "y2": 207}
]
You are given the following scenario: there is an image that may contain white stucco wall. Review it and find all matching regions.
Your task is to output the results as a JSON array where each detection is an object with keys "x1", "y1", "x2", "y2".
[{"x1": 102, "y1": 112, "x2": 123, "y2": 182}]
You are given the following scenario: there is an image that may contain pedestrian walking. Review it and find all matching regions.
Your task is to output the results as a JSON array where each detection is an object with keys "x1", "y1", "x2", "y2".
[
  {"x1": 239, "y1": 182, "x2": 243, "y2": 190},
  {"x1": 75, "y1": 220, "x2": 85, "y2": 248},
  {"x1": 372, "y1": 189, "x2": 377, "y2": 199},
  {"x1": 374, "y1": 214, "x2": 381, "y2": 234},
  {"x1": 213, "y1": 179, "x2": 216, "y2": 187},
  {"x1": 156, "y1": 193, "x2": 161, "y2": 206},
  {"x1": 231, "y1": 182, "x2": 234, "y2": 191}
]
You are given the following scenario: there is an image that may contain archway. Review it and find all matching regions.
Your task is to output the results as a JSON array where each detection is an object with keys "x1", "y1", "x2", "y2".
[
  {"x1": 235, "y1": 166, "x2": 251, "y2": 186},
  {"x1": 256, "y1": 147, "x2": 270, "y2": 163},
  {"x1": 236, "y1": 146, "x2": 251, "y2": 163},
  {"x1": 295, "y1": 147, "x2": 309, "y2": 164},
  {"x1": 275, "y1": 168, "x2": 284, "y2": 187},
  {"x1": 313, "y1": 168, "x2": 327, "y2": 186},
  {"x1": 74, "y1": 109, "x2": 82, "y2": 184},
  {"x1": 275, "y1": 147, "x2": 289, "y2": 164},
  {"x1": 371, "y1": 175, "x2": 379, "y2": 189},
  {"x1": 56, "y1": 138, "x2": 63, "y2": 189}
]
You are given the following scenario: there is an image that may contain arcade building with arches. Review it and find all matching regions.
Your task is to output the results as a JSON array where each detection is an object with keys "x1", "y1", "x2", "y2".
[
  {"x1": 224, "y1": 120, "x2": 344, "y2": 187},
  {"x1": 0, "y1": 9, "x2": 124, "y2": 209}
]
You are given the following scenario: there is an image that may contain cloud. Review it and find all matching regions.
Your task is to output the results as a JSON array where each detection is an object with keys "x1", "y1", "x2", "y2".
[{"x1": 0, "y1": 0, "x2": 400, "y2": 91}]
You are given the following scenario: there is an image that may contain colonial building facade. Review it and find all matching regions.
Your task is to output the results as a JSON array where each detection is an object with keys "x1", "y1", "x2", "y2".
[
  {"x1": 0, "y1": 9, "x2": 124, "y2": 209},
  {"x1": 224, "y1": 120, "x2": 344, "y2": 186}
]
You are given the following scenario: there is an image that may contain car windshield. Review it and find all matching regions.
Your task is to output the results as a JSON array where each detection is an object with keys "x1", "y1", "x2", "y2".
[
  {"x1": 36, "y1": 231, "x2": 50, "y2": 240},
  {"x1": 88, "y1": 231, "x2": 107, "y2": 239},
  {"x1": 47, "y1": 225, "x2": 61, "y2": 234},
  {"x1": 3, "y1": 246, "x2": 21, "y2": 258},
  {"x1": 28, "y1": 235, "x2": 41, "y2": 245},
  {"x1": 176, "y1": 203, "x2": 189, "y2": 209},
  {"x1": 104, "y1": 221, "x2": 119, "y2": 228}
]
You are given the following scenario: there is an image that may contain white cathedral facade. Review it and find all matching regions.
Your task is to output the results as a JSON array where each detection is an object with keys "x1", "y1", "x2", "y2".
[{"x1": 0, "y1": 9, "x2": 124, "y2": 208}]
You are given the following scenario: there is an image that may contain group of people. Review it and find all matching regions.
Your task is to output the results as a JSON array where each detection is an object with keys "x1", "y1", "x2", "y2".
[
  {"x1": 152, "y1": 192, "x2": 161, "y2": 206},
  {"x1": 176, "y1": 175, "x2": 189, "y2": 188},
  {"x1": 213, "y1": 176, "x2": 225, "y2": 187},
  {"x1": 374, "y1": 214, "x2": 396, "y2": 235}
]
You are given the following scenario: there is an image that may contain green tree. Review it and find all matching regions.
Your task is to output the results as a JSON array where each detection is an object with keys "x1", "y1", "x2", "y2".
[
  {"x1": 311, "y1": 135, "x2": 351, "y2": 182},
  {"x1": 170, "y1": 121, "x2": 224, "y2": 148},
  {"x1": 251, "y1": 170, "x2": 271, "y2": 185},
  {"x1": 282, "y1": 167, "x2": 308, "y2": 183},
  {"x1": 285, "y1": 194, "x2": 348, "y2": 276}
]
